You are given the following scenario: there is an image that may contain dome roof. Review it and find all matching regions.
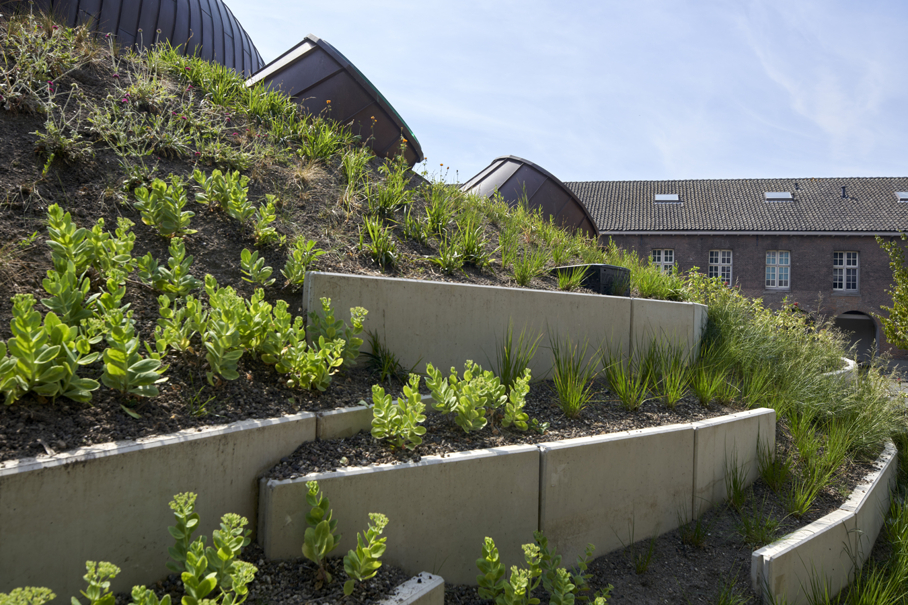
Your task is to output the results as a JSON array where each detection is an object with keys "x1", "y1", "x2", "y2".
[
  {"x1": 462, "y1": 156, "x2": 597, "y2": 237},
  {"x1": 8, "y1": 0, "x2": 264, "y2": 74}
]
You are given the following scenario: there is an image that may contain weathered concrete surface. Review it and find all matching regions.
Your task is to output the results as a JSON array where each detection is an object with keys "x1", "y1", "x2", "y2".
[
  {"x1": 317, "y1": 405, "x2": 372, "y2": 440},
  {"x1": 0, "y1": 413, "x2": 316, "y2": 602},
  {"x1": 538, "y1": 424, "x2": 695, "y2": 564},
  {"x1": 751, "y1": 442, "x2": 898, "y2": 605},
  {"x1": 304, "y1": 272, "x2": 706, "y2": 379},
  {"x1": 691, "y1": 408, "x2": 776, "y2": 517},
  {"x1": 259, "y1": 444, "x2": 539, "y2": 585},
  {"x1": 379, "y1": 572, "x2": 445, "y2": 605}
]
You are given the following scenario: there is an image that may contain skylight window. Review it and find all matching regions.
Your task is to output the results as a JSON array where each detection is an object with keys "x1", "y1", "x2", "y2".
[
  {"x1": 896, "y1": 192, "x2": 908, "y2": 202},
  {"x1": 654, "y1": 194, "x2": 681, "y2": 204},
  {"x1": 764, "y1": 192, "x2": 793, "y2": 202}
]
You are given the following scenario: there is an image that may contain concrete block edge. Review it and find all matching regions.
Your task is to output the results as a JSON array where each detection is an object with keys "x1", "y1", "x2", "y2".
[{"x1": 379, "y1": 572, "x2": 445, "y2": 605}]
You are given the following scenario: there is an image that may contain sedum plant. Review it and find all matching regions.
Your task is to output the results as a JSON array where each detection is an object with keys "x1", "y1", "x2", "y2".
[
  {"x1": 252, "y1": 195, "x2": 283, "y2": 246},
  {"x1": 41, "y1": 261, "x2": 99, "y2": 326},
  {"x1": 137, "y1": 238, "x2": 203, "y2": 299},
  {"x1": 193, "y1": 168, "x2": 249, "y2": 213},
  {"x1": 281, "y1": 237, "x2": 325, "y2": 289},
  {"x1": 0, "y1": 294, "x2": 99, "y2": 405},
  {"x1": 426, "y1": 361, "x2": 531, "y2": 432},
  {"x1": 343, "y1": 513, "x2": 389, "y2": 596},
  {"x1": 133, "y1": 176, "x2": 197, "y2": 237},
  {"x1": 370, "y1": 375, "x2": 427, "y2": 450},
  {"x1": 46, "y1": 203, "x2": 93, "y2": 274},
  {"x1": 0, "y1": 588, "x2": 56, "y2": 605},
  {"x1": 73, "y1": 561, "x2": 119, "y2": 605},
  {"x1": 88, "y1": 217, "x2": 137, "y2": 283},
  {"x1": 307, "y1": 297, "x2": 367, "y2": 368},
  {"x1": 101, "y1": 309, "x2": 167, "y2": 398},
  {"x1": 240, "y1": 248, "x2": 275, "y2": 286},
  {"x1": 302, "y1": 481, "x2": 340, "y2": 587}
]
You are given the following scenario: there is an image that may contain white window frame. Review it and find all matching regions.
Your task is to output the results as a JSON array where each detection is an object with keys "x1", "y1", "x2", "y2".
[
  {"x1": 833, "y1": 251, "x2": 859, "y2": 292},
  {"x1": 651, "y1": 249, "x2": 674, "y2": 273},
  {"x1": 765, "y1": 250, "x2": 790, "y2": 290},
  {"x1": 708, "y1": 250, "x2": 732, "y2": 285}
]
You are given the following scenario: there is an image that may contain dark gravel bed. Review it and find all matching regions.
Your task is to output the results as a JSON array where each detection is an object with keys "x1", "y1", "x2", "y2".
[
  {"x1": 265, "y1": 379, "x2": 735, "y2": 480},
  {"x1": 0, "y1": 363, "x2": 378, "y2": 464}
]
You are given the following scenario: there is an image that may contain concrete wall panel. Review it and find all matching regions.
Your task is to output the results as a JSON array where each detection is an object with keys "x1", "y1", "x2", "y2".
[
  {"x1": 692, "y1": 409, "x2": 776, "y2": 517},
  {"x1": 538, "y1": 424, "x2": 695, "y2": 564},
  {"x1": 0, "y1": 413, "x2": 315, "y2": 601},
  {"x1": 304, "y1": 272, "x2": 707, "y2": 379},
  {"x1": 316, "y1": 405, "x2": 372, "y2": 440},
  {"x1": 258, "y1": 445, "x2": 540, "y2": 585}
]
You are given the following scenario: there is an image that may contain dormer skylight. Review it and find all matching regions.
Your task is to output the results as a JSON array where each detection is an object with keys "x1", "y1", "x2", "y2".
[
  {"x1": 896, "y1": 192, "x2": 908, "y2": 202},
  {"x1": 764, "y1": 192, "x2": 793, "y2": 202},
  {"x1": 654, "y1": 194, "x2": 681, "y2": 204}
]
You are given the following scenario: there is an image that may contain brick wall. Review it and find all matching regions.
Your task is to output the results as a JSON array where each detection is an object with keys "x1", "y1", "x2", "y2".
[{"x1": 602, "y1": 233, "x2": 908, "y2": 357}]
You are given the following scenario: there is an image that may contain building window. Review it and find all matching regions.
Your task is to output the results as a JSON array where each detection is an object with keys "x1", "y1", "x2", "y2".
[
  {"x1": 708, "y1": 250, "x2": 732, "y2": 285},
  {"x1": 833, "y1": 252, "x2": 858, "y2": 291},
  {"x1": 651, "y1": 249, "x2": 674, "y2": 273},
  {"x1": 765, "y1": 251, "x2": 790, "y2": 289}
]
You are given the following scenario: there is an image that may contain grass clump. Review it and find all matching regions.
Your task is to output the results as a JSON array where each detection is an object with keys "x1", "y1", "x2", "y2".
[{"x1": 549, "y1": 333, "x2": 598, "y2": 418}]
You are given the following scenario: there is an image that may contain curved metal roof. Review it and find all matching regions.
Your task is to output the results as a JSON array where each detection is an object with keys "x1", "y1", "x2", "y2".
[
  {"x1": 246, "y1": 34, "x2": 423, "y2": 166},
  {"x1": 461, "y1": 156, "x2": 598, "y2": 237},
  {"x1": 5, "y1": 0, "x2": 264, "y2": 75}
]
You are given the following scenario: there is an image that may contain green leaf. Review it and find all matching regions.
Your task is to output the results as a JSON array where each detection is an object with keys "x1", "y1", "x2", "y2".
[{"x1": 121, "y1": 404, "x2": 142, "y2": 419}]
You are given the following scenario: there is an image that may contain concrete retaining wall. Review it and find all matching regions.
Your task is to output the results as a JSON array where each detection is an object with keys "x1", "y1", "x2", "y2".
[
  {"x1": 303, "y1": 272, "x2": 708, "y2": 378},
  {"x1": 692, "y1": 409, "x2": 776, "y2": 517},
  {"x1": 261, "y1": 409, "x2": 774, "y2": 584},
  {"x1": 751, "y1": 442, "x2": 898, "y2": 605},
  {"x1": 258, "y1": 445, "x2": 540, "y2": 585},
  {"x1": 0, "y1": 413, "x2": 316, "y2": 601}
]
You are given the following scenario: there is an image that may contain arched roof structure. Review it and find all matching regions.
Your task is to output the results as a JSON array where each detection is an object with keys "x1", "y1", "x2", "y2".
[
  {"x1": 4, "y1": 0, "x2": 264, "y2": 74},
  {"x1": 461, "y1": 156, "x2": 598, "y2": 237},
  {"x1": 245, "y1": 34, "x2": 423, "y2": 166}
]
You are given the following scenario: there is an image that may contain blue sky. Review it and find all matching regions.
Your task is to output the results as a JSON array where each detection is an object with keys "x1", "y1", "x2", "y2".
[{"x1": 228, "y1": 0, "x2": 908, "y2": 183}]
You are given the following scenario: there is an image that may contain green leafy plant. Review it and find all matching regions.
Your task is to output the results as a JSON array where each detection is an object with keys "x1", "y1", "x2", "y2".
[
  {"x1": 193, "y1": 168, "x2": 248, "y2": 212},
  {"x1": 424, "y1": 181, "x2": 454, "y2": 236},
  {"x1": 154, "y1": 295, "x2": 208, "y2": 356},
  {"x1": 476, "y1": 538, "x2": 543, "y2": 605},
  {"x1": 166, "y1": 492, "x2": 201, "y2": 574},
  {"x1": 427, "y1": 360, "x2": 532, "y2": 432},
  {"x1": 252, "y1": 195, "x2": 283, "y2": 246},
  {"x1": 41, "y1": 262, "x2": 99, "y2": 326},
  {"x1": 498, "y1": 221, "x2": 520, "y2": 270},
  {"x1": 0, "y1": 294, "x2": 99, "y2": 405},
  {"x1": 363, "y1": 330, "x2": 414, "y2": 384},
  {"x1": 0, "y1": 587, "x2": 56, "y2": 605},
  {"x1": 307, "y1": 297, "x2": 367, "y2": 367},
  {"x1": 457, "y1": 215, "x2": 492, "y2": 268},
  {"x1": 401, "y1": 206, "x2": 429, "y2": 245},
  {"x1": 725, "y1": 455, "x2": 750, "y2": 513},
  {"x1": 550, "y1": 333, "x2": 598, "y2": 418},
  {"x1": 281, "y1": 237, "x2": 325, "y2": 289},
  {"x1": 88, "y1": 217, "x2": 137, "y2": 283},
  {"x1": 645, "y1": 340, "x2": 690, "y2": 409},
  {"x1": 366, "y1": 151, "x2": 411, "y2": 217},
  {"x1": 343, "y1": 512, "x2": 389, "y2": 596},
  {"x1": 302, "y1": 481, "x2": 341, "y2": 587},
  {"x1": 133, "y1": 176, "x2": 197, "y2": 237},
  {"x1": 240, "y1": 248, "x2": 275, "y2": 286},
  {"x1": 758, "y1": 439, "x2": 791, "y2": 494},
  {"x1": 72, "y1": 561, "x2": 119, "y2": 605},
  {"x1": 46, "y1": 203, "x2": 93, "y2": 274},
  {"x1": 370, "y1": 375, "x2": 427, "y2": 450},
  {"x1": 139, "y1": 238, "x2": 204, "y2": 299},
  {"x1": 101, "y1": 309, "x2": 167, "y2": 398}
]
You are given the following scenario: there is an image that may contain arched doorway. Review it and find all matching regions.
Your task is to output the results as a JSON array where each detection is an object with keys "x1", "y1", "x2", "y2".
[{"x1": 833, "y1": 311, "x2": 877, "y2": 362}]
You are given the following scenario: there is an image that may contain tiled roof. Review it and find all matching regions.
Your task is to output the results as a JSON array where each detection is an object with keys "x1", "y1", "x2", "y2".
[{"x1": 565, "y1": 177, "x2": 908, "y2": 233}]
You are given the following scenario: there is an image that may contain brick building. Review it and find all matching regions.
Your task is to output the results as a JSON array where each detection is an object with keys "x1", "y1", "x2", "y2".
[{"x1": 565, "y1": 177, "x2": 908, "y2": 359}]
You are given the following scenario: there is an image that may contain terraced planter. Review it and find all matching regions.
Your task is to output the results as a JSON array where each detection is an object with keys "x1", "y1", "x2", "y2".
[
  {"x1": 0, "y1": 413, "x2": 316, "y2": 601},
  {"x1": 258, "y1": 408, "x2": 775, "y2": 585},
  {"x1": 751, "y1": 442, "x2": 899, "y2": 605}
]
